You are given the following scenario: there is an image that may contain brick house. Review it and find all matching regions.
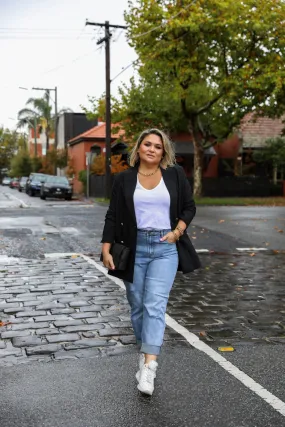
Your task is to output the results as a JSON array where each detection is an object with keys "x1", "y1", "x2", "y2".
[
  {"x1": 67, "y1": 122, "x2": 126, "y2": 193},
  {"x1": 68, "y1": 114, "x2": 285, "y2": 194},
  {"x1": 239, "y1": 113, "x2": 285, "y2": 178}
]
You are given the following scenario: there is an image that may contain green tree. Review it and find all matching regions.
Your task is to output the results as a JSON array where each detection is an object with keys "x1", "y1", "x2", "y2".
[
  {"x1": 10, "y1": 150, "x2": 33, "y2": 177},
  {"x1": 0, "y1": 128, "x2": 18, "y2": 177},
  {"x1": 253, "y1": 137, "x2": 285, "y2": 184},
  {"x1": 18, "y1": 91, "x2": 53, "y2": 151},
  {"x1": 18, "y1": 92, "x2": 72, "y2": 153},
  {"x1": 122, "y1": 0, "x2": 285, "y2": 196},
  {"x1": 81, "y1": 95, "x2": 107, "y2": 122}
]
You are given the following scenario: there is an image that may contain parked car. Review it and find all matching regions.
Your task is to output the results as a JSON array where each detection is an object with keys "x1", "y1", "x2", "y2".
[
  {"x1": 1, "y1": 176, "x2": 11, "y2": 186},
  {"x1": 40, "y1": 176, "x2": 73, "y2": 200},
  {"x1": 9, "y1": 178, "x2": 19, "y2": 189},
  {"x1": 26, "y1": 173, "x2": 49, "y2": 197},
  {"x1": 18, "y1": 177, "x2": 28, "y2": 192}
]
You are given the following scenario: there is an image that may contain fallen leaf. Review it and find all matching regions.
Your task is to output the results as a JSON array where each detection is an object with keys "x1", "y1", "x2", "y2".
[
  {"x1": 218, "y1": 346, "x2": 235, "y2": 352},
  {"x1": 219, "y1": 220, "x2": 225, "y2": 223},
  {"x1": 250, "y1": 252, "x2": 256, "y2": 257},
  {"x1": 199, "y1": 331, "x2": 207, "y2": 337},
  {"x1": 71, "y1": 255, "x2": 78, "y2": 258},
  {"x1": 278, "y1": 229, "x2": 283, "y2": 233},
  {"x1": 40, "y1": 237, "x2": 46, "y2": 240},
  {"x1": 0, "y1": 321, "x2": 12, "y2": 327},
  {"x1": 265, "y1": 243, "x2": 270, "y2": 246}
]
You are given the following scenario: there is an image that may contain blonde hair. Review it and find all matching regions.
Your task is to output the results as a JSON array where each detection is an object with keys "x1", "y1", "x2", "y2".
[{"x1": 129, "y1": 128, "x2": 176, "y2": 168}]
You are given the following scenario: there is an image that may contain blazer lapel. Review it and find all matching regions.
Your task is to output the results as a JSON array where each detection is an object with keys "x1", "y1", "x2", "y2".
[
  {"x1": 161, "y1": 167, "x2": 177, "y2": 223},
  {"x1": 123, "y1": 167, "x2": 138, "y2": 225}
]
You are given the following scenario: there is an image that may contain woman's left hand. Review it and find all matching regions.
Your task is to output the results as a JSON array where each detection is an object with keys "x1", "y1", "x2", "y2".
[{"x1": 160, "y1": 231, "x2": 177, "y2": 243}]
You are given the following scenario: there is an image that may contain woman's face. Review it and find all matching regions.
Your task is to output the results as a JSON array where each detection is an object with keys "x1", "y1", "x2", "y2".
[{"x1": 137, "y1": 133, "x2": 164, "y2": 166}]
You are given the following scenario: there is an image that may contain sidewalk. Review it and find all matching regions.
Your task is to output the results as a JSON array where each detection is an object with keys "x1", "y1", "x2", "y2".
[{"x1": 0, "y1": 255, "x2": 187, "y2": 366}]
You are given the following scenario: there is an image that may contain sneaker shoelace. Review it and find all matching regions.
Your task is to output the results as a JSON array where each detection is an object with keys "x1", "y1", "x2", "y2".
[{"x1": 141, "y1": 365, "x2": 155, "y2": 385}]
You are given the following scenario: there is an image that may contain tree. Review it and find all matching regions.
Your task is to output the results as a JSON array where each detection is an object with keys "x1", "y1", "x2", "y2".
[
  {"x1": 10, "y1": 150, "x2": 33, "y2": 177},
  {"x1": 18, "y1": 91, "x2": 53, "y2": 151},
  {"x1": 81, "y1": 95, "x2": 107, "y2": 122},
  {"x1": 91, "y1": 154, "x2": 129, "y2": 175},
  {"x1": 18, "y1": 92, "x2": 72, "y2": 152},
  {"x1": 253, "y1": 137, "x2": 285, "y2": 184},
  {"x1": 38, "y1": 148, "x2": 69, "y2": 175},
  {"x1": 123, "y1": 0, "x2": 285, "y2": 196},
  {"x1": 0, "y1": 128, "x2": 18, "y2": 177}
]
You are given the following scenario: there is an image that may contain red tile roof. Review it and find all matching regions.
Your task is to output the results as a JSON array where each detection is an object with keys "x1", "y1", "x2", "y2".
[
  {"x1": 240, "y1": 113, "x2": 285, "y2": 148},
  {"x1": 68, "y1": 122, "x2": 125, "y2": 145}
]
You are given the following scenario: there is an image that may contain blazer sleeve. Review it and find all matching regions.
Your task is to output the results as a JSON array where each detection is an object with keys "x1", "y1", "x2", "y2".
[
  {"x1": 177, "y1": 166, "x2": 196, "y2": 228},
  {"x1": 101, "y1": 174, "x2": 121, "y2": 243}
]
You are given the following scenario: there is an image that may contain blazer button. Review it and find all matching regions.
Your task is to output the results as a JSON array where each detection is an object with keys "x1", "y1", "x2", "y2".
[
  {"x1": 121, "y1": 223, "x2": 123, "y2": 225},
  {"x1": 121, "y1": 240, "x2": 124, "y2": 243}
]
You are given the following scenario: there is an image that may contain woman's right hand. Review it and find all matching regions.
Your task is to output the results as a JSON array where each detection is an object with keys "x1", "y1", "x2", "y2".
[{"x1": 102, "y1": 253, "x2": 115, "y2": 270}]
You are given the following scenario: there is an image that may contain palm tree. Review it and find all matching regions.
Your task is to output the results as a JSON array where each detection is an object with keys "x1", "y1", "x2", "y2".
[
  {"x1": 17, "y1": 91, "x2": 71, "y2": 153},
  {"x1": 18, "y1": 90, "x2": 52, "y2": 152}
]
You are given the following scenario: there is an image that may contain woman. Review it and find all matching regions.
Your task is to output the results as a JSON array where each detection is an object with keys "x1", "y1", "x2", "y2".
[{"x1": 101, "y1": 128, "x2": 200, "y2": 396}]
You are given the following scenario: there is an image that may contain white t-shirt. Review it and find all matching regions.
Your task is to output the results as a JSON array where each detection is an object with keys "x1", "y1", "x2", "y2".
[{"x1": 134, "y1": 176, "x2": 171, "y2": 230}]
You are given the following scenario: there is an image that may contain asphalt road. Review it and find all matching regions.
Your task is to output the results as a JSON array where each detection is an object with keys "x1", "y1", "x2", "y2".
[
  {"x1": 195, "y1": 206, "x2": 285, "y2": 250},
  {"x1": 0, "y1": 185, "x2": 285, "y2": 427}
]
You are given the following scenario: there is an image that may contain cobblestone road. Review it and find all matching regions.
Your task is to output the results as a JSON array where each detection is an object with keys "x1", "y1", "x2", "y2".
[
  {"x1": 0, "y1": 255, "x2": 187, "y2": 366},
  {"x1": 91, "y1": 252, "x2": 285, "y2": 347},
  {"x1": 169, "y1": 252, "x2": 285, "y2": 346},
  {"x1": 1, "y1": 251, "x2": 285, "y2": 366}
]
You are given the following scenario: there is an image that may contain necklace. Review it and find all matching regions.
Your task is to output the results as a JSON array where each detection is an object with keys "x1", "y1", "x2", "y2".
[{"x1": 138, "y1": 167, "x2": 159, "y2": 177}]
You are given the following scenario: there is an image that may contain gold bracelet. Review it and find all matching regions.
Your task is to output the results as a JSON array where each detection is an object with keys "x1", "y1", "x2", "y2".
[
  {"x1": 172, "y1": 229, "x2": 180, "y2": 241},
  {"x1": 176, "y1": 226, "x2": 184, "y2": 235}
]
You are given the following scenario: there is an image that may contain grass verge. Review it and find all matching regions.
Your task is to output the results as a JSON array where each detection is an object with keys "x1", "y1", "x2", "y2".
[{"x1": 195, "y1": 197, "x2": 285, "y2": 206}]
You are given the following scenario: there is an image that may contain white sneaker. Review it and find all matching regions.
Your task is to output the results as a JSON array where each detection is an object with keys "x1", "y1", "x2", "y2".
[
  {"x1": 137, "y1": 361, "x2": 158, "y2": 396},
  {"x1": 135, "y1": 353, "x2": 145, "y2": 382}
]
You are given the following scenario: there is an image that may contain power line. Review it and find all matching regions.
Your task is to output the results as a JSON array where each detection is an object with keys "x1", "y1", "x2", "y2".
[
  {"x1": 40, "y1": 45, "x2": 103, "y2": 77},
  {"x1": 0, "y1": 27, "x2": 96, "y2": 32},
  {"x1": 111, "y1": 59, "x2": 138, "y2": 83}
]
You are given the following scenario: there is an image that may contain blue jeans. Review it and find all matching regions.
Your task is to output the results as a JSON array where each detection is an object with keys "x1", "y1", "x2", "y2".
[{"x1": 124, "y1": 229, "x2": 178, "y2": 356}]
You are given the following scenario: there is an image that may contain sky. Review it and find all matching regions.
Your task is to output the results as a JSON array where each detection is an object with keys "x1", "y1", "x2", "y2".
[{"x1": 0, "y1": 0, "x2": 137, "y2": 131}]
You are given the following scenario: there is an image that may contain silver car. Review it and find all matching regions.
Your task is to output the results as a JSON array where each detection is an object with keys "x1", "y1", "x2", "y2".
[{"x1": 1, "y1": 177, "x2": 11, "y2": 186}]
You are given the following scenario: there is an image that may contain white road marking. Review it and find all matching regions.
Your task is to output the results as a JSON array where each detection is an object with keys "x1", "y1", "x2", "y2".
[
  {"x1": 0, "y1": 255, "x2": 20, "y2": 264},
  {"x1": 5, "y1": 193, "x2": 29, "y2": 208},
  {"x1": 77, "y1": 253, "x2": 285, "y2": 418},
  {"x1": 44, "y1": 252, "x2": 80, "y2": 258},
  {"x1": 236, "y1": 248, "x2": 268, "y2": 251}
]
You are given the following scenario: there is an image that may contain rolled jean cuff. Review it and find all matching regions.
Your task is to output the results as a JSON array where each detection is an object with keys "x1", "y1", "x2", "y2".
[{"x1": 140, "y1": 343, "x2": 161, "y2": 356}]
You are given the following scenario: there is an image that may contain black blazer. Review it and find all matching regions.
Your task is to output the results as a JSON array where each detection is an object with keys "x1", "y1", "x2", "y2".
[{"x1": 101, "y1": 165, "x2": 201, "y2": 283}]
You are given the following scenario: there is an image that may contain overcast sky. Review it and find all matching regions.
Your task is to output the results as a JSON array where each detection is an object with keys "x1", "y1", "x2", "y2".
[{"x1": 0, "y1": 0, "x2": 137, "y2": 130}]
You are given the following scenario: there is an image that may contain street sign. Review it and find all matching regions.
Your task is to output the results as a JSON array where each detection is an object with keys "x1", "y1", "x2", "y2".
[{"x1": 85, "y1": 152, "x2": 92, "y2": 166}]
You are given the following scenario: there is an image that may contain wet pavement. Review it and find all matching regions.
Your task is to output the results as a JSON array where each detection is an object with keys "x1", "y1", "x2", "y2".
[
  {"x1": 195, "y1": 206, "x2": 285, "y2": 250},
  {"x1": 1, "y1": 186, "x2": 285, "y2": 426},
  {"x1": 0, "y1": 255, "x2": 187, "y2": 366}
]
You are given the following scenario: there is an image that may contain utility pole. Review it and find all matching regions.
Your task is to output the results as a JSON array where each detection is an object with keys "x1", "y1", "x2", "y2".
[
  {"x1": 85, "y1": 19, "x2": 127, "y2": 199},
  {"x1": 33, "y1": 117, "x2": 37, "y2": 157}
]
